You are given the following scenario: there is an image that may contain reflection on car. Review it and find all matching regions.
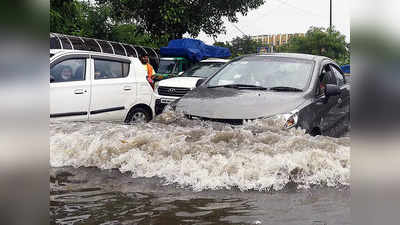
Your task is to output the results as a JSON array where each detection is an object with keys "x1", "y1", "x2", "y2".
[{"x1": 174, "y1": 53, "x2": 350, "y2": 137}]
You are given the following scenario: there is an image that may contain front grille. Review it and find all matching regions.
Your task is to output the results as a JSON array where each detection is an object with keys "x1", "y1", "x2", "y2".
[
  {"x1": 187, "y1": 115, "x2": 244, "y2": 126},
  {"x1": 158, "y1": 86, "x2": 191, "y2": 97}
]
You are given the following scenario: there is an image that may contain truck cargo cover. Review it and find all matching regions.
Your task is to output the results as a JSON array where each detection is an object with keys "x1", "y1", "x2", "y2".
[{"x1": 160, "y1": 38, "x2": 231, "y2": 62}]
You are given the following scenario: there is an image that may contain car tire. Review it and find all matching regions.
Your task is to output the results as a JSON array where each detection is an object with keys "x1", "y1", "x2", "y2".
[
  {"x1": 310, "y1": 127, "x2": 322, "y2": 137},
  {"x1": 127, "y1": 107, "x2": 151, "y2": 123}
]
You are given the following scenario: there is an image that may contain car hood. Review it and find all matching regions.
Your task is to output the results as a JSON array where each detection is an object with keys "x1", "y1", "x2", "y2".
[
  {"x1": 176, "y1": 87, "x2": 307, "y2": 119},
  {"x1": 158, "y1": 77, "x2": 203, "y2": 89}
]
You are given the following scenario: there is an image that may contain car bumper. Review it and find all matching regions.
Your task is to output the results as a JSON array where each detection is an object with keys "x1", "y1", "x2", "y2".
[{"x1": 154, "y1": 95, "x2": 180, "y2": 115}]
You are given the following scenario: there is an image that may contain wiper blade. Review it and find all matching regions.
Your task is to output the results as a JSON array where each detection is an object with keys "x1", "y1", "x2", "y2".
[
  {"x1": 207, "y1": 84, "x2": 268, "y2": 90},
  {"x1": 269, "y1": 86, "x2": 303, "y2": 92}
]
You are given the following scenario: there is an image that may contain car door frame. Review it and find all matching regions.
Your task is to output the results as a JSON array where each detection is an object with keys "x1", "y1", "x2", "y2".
[
  {"x1": 88, "y1": 54, "x2": 133, "y2": 121},
  {"x1": 328, "y1": 63, "x2": 351, "y2": 135},
  {"x1": 316, "y1": 60, "x2": 346, "y2": 136},
  {"x1": 50, "y1": 53, "x2": 91, "y2": 120}
]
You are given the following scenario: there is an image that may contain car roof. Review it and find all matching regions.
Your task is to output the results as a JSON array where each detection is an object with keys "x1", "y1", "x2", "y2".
[
  {"x1": 243, "y1": 53, "x2": 329, "y2": 62},
  {"x1": 160, "y1": 57, "x2": 186, "y2": 60},
  {"x1": 50, "y1": 49, "x2": 133, "y2": 59},
  {"x1": 200, "y1": 58, "x2": 230, "y2": 63}
]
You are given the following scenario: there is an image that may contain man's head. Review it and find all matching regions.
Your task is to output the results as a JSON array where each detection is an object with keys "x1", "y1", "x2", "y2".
[
  {"x1": 60, "y1": 66, "x2": 73, "y2": 81},
  {"x1": 140, "y1": 54, "x2": 149, "y2": 65}
]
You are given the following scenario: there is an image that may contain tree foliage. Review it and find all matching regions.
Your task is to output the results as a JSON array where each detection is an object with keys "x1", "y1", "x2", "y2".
[
  {"x1": 50, "y1": 0, "x2": 162, "y2": 47},
  {"x1": 214, "y1": 36, "x2": 262, "y2": 58},
  {"x1": 96, "y1": 0, "x2": 265, "y2": 41},
  {"x1": 279, "y1": 27, "x2": 350, "y2": 64}
]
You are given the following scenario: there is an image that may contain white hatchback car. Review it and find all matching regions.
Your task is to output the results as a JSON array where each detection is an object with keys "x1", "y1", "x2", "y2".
[
  {"x1": 50, "y1": 49, "x2": 155, "y2": 123},
  {"x1": 154, "y1": 58, "x2": 229, "y2": 115}
]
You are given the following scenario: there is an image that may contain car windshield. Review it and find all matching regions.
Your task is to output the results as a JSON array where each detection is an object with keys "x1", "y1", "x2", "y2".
[
  {"x1": 183, "y1": 62, "x2": 226, "y2": 78},
  {"x1": 207, "y1": 56, "x2": 315, "y2": 90},
  {"x1": 157, "y1": 60, "x2": 176, "y2": 74}
]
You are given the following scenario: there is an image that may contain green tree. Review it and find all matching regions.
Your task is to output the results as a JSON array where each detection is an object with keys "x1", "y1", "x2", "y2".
[
  {"x1": 50, "y1": 0, "x2": 81, "y2": 34},
  {"x1": 214, "y1": 36, "x2": 262, "y2": 58},
  {"x1": 279, "y1": 27, "x2": 350, "y2": 64},
  {"x1": 110, "y1": 24, "x2": 168, "y2": 48},
  {"x1": 50, "y1": 0, "x2": 113, "y2": 39},
  {"x1": 50, "y1": 0, "x2": 160, "y2": 47},
  {"x1": 96, "y1": 0, "x2": 265, "y2": 41}
]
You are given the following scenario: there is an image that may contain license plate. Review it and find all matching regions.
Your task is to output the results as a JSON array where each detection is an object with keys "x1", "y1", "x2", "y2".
[{"x1": 160, "y1": 98, "x2": 175, "y2": 104}]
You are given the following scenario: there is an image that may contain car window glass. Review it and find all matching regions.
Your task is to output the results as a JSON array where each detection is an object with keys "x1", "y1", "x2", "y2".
[
  {"x1": 50, "y1": 58, "x2": 86, "y2": 83},
  {"x1": 317, "y1": 64, "x2": 338, "y2": 96},
  {"x1": 207, "y1": 57, "x2": 314, "y2": 89},
  {"x1": 321, "y1": 65, "x2": 337, "y2": 85},
  {"x1": 330, "y1": 65, "x2": 345, "y2": 86},
  {"x1": 184, "y1": 62, "x2": 226, "y2": 78},
  {"x1": 158, "y1": 60, "x2": 175, "y2": 74},
  {"x1": 94, "y1": 59, "x2": 130, "y2": 80}
]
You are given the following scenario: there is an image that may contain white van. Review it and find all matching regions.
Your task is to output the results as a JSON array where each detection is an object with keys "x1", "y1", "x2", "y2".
[
  {"x1": 50, "y1": 49, "x2": 155, "y2": 123},
  {"x1": 154, "y1": 58, "x2": 229, "y2": 115}
]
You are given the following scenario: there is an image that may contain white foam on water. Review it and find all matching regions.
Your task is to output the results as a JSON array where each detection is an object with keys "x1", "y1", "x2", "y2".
[{"x1": 50, "y1": 113, "x2": 350, "y2": 191}]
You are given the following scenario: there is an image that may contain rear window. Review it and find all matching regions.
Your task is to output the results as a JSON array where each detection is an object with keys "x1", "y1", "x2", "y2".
[{"x1": 94, "y1": 59, "x2": 130, "y2": 79}]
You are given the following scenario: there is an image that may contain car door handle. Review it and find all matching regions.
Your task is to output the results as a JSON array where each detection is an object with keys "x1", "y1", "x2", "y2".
[
  {"x1": 123, "y1": 86, "x2": 132, "y2": 91},
  {"x1": 74, "y1": 89, "x2": 86, "y2": 94}
]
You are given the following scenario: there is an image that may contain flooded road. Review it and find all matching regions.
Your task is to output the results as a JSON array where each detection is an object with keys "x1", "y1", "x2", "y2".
[{"x1": 50, "y1": 111, "x2": 350, "y2": 224}]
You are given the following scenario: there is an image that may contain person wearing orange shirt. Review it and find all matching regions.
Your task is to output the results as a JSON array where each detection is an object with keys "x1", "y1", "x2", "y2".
[{"x1": 140, "y1": 54, "x2": 155, "y2": 88}]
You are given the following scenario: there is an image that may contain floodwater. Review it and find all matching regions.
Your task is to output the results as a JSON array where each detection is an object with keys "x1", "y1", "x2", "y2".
[{"x1": 50, "y1": 111, "x2": 350, "y2": 225}]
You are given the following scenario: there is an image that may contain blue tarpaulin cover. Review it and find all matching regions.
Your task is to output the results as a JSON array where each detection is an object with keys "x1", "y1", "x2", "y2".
[
  {"x1": 160, "y1": 38, "x2": 231, "y2": 62},
  {"x1": 341, "y1": 64, "x2": 350, "y2": 73}
]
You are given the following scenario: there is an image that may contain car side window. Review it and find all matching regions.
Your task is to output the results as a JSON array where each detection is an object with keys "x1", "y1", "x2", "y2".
[
  {"x1": 94, "y1": 59, "x2": 130, "y2": 80},
  {"x1": 330, "y1": 65, "x2": 345, "y2": 86},
  {"x1": 50, "y1": 58, "x2": 86, "y2": 83},
  {"x1": 316, "y1": 64, "x2": 337, "y2": 96}
]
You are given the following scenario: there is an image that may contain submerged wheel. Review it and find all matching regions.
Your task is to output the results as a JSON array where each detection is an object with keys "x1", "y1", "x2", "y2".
[
  {"x1": 310, "y1": 127, "x2": 321, "y2": 137},
  {"x1": 127, "y1": 107, "x2": 151, "y2": 123}
]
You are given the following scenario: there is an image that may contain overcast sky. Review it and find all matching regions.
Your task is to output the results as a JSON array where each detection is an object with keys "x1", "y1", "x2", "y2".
[{"x1": 187, "y1": 0, "x2": 350, "y2": 44}]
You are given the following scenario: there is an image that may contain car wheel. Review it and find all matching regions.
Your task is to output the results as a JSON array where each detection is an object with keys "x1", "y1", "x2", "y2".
[
  {"x1": 310, "y1": 127, "x2": 321, "y2": 137},
  {"x1": 128, "y1": 107, "x2": 151, "y2": 123}
]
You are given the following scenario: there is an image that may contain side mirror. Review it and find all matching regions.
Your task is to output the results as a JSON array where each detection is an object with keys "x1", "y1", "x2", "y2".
[
  {"x1": 325, "y1": 84, "x2": 341, "y2": 97},
  {"x1": 195, "y1": 78, "x2": 206, "y2": 87},
  {"x1": 178, "y1": 71, "x2": 184, "y2": 76}
]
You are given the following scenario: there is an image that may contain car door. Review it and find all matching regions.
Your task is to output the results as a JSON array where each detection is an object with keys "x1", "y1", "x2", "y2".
[
  {"x1": 329, "y1": 64, "x2": 350, "y2": 134},
  {"x1": 316, "y1": 62, "x2": 349, "y2": 137},
  {"x1": 89, "y1": 55, "x2": 134, "y2": 121},
  {"x1": 50, "y1": 54, "x2": 91, "y2": 121}
]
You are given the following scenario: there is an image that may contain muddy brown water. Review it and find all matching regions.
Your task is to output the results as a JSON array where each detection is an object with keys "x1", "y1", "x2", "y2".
[{"x1": 50, "y1": 111, "x2": 350, "y2": 224}]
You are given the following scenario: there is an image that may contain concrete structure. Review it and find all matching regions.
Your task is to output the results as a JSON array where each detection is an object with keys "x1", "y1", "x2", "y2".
[{"x1": 251, "y1": 33, "x2": 305, "y2": 53}]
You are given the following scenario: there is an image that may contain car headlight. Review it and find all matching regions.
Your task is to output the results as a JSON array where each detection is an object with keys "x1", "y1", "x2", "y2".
[
  {"x1": 154, "y1": 81, "x2": 159, "y2": 94},
  {"x1": 274, "y1": 110, "x2": 299, "y2": 129}
]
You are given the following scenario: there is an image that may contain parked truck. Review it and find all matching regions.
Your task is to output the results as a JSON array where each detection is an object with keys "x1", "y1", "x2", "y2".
[{"x1": 151, "y1": 38, "x2": 231, "y2": 82}]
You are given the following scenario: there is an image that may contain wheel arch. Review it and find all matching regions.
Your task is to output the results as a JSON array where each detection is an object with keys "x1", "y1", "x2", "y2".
[{"x1": 125, "y1": 103, "x2": 153, "y2": 123}]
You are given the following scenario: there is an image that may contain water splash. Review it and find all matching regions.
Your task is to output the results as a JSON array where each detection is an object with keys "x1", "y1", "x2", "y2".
[{"x1": 50, "y1": 111, "x2": 350, "y2": 191}]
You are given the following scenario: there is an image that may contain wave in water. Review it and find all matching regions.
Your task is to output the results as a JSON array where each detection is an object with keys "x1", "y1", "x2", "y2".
[{"x1": 50, "y1": 111, "x2": 350, "y2": 191}]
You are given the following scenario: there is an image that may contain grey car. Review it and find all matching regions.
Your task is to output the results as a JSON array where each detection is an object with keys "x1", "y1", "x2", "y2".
[{"x1": 174, "y1": 53, "x2": 350, "y2": 137}]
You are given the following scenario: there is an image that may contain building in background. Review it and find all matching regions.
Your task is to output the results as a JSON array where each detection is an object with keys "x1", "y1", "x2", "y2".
[{"x1": 251, "y1": 33, "x2": 305, "y2": 53}]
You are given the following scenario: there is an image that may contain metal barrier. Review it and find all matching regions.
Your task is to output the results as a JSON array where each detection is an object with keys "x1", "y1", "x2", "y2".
[{"x1": 50, "y1": 33, "x2": 160, "y2": 71}]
